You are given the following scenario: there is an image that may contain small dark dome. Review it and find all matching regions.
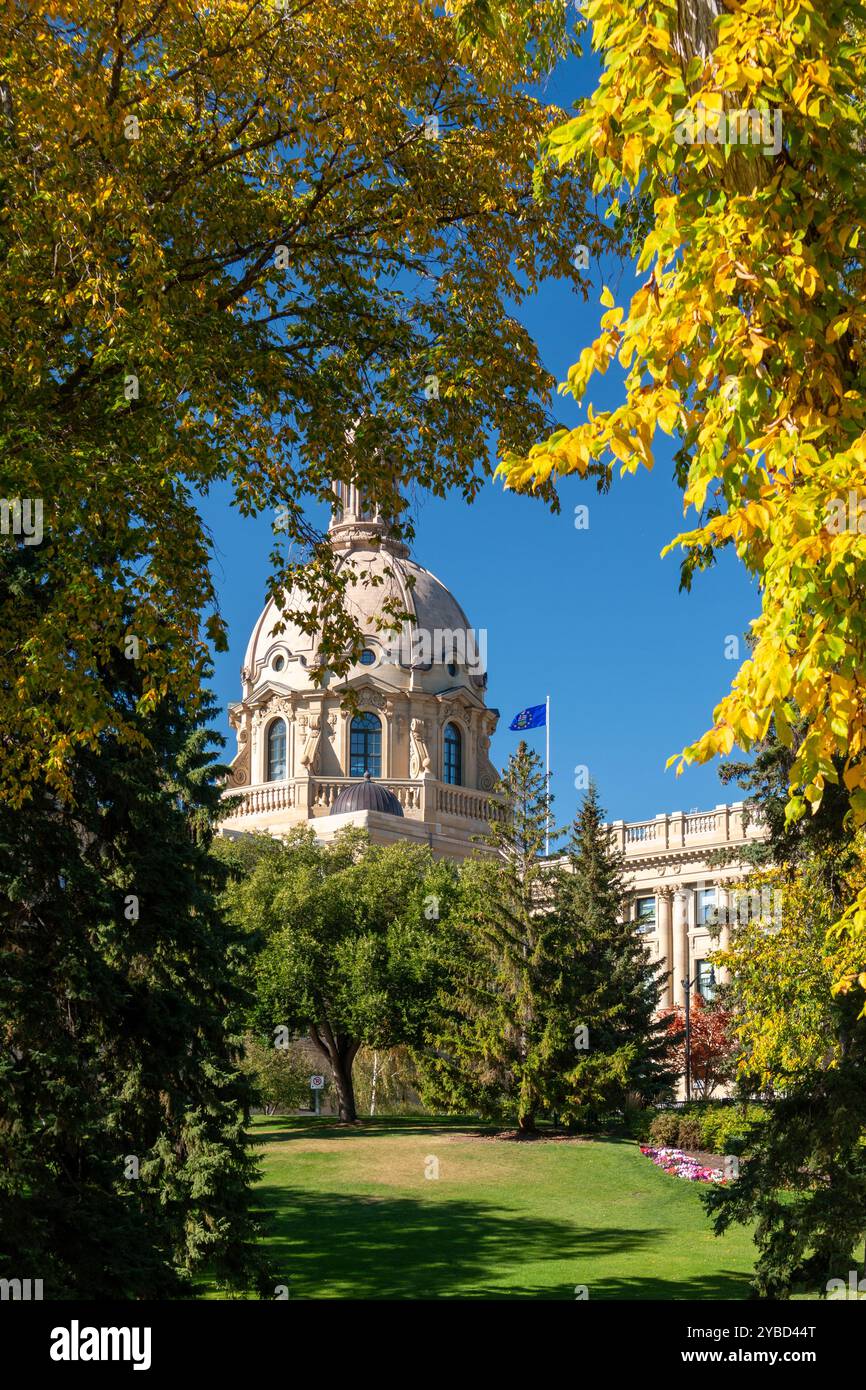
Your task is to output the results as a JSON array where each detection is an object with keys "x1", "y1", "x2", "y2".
[{"x1": 331, "y1": 771, "x2": 404, "y2": 818}]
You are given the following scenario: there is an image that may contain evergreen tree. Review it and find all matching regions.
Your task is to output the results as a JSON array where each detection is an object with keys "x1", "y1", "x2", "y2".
[
  {"x1": 418, "y1": 742, "x2": 575, "y2": 1133},
  {"x1": 558, "y1": 784, "x2": 676, "y2": 1124},
  {"x1": 0, "y1": 546, "x2": 265, "y2": 1297},
  {"x1": 704, "y1": 727, "x2": 866, "y2": 1298}
]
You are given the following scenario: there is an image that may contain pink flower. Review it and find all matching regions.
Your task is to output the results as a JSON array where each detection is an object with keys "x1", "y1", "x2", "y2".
[{"x1": 638, "y1": 1142, "x2": 722, "y2": 1183}]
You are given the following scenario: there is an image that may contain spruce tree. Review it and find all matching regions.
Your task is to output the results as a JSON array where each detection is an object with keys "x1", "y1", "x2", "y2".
[
  {"x1": 704, "y1": 724, "x2": 866, "y2": 1298},
  {"x1": 418, "y1": 741, "x2": 574, "y2": 1133},
  {"x1": 0, "y1": 546, "x2": 265, "y2": 1297},
  {"x1": 558, "y1": 783, "x2": 676, "y2": 1124}
]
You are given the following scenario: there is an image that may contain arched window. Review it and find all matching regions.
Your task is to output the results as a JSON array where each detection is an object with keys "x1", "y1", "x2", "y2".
[
  {"x1": 350, "y1": 712, "x2": 381, "y2": 777},
  {"x1": 266, "y1": 719, "x2": 287, "y2": 782},
  {"x1": 443, "y1": 722, "x2": 462, "y2": 785}
]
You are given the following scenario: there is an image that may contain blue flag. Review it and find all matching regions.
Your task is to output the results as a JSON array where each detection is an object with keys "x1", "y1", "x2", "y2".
[{"x1": 509, "y1": 703, "x2": 546, "y2": 732}]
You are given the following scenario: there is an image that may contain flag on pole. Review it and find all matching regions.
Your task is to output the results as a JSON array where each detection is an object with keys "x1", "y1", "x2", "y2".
[{"x1": 509, "y1": 703, "x2": 546, "y2": 732}]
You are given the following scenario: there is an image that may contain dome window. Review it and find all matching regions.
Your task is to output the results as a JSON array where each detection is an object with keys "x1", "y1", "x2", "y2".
[
  {"x1": 272, "y1": 655, "x2": 286, "y2": 672},
  {"x1": 446, "y1": 661, "x2": 458, "y2": 679},
  {"x1": 359, "y1": 648, "x2": 376, "y2": 666},
  {"x1": 349, "y1": 712, "x2": 381, "y2": 778},
  {"x1": 443, "y1": 722, "x2": 462, "y2": 786},
  {"x1": 266, "y1": 719, "x2": 287, "y2": 782}
]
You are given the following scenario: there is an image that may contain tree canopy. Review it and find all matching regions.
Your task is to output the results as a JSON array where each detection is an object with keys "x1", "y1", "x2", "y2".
[
  {"x1": 495, "y1": 0, "x2": 866, "y2": 1010},
  {"x1": 0, "y1": 0, "x2": 608, "y2": 803},
  {"x1": 222, "y1": 827, "x2": 456, "y2": 1122}
]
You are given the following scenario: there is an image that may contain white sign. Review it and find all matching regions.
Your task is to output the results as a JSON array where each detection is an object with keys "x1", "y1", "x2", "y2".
[{"x1": 309, "y1": 1075, "x2": 325, "y2": 1090}]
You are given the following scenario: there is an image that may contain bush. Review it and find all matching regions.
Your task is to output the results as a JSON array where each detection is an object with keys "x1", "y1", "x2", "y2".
[
  {"x1": 238, "y1": 1034, "x2": 312, "y2": 1114},
  {"x1": 648, "y1": 1111, "x2": 681, "y2": 1146},
  {"x1": 677, "y1": 1114, "x2": 704, "y2": 1150},
  {"x1": 698, "y1": 1104, "x2": 766, "y2": 1154},
  {"x1": 643, "y1": 1103, "x2": 769, "y2": 1152}
]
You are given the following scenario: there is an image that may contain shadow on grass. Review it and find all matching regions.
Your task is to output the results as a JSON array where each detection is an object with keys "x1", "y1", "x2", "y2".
[
  {"x1": 591, "y1": 1271, "x2": 755, "y2": 1300},
  {"x1": 255, "y1": 1185, "x2": 678, "y2": 1299},
  {"x1": 250, "y1": 1115, "x2": 622, "y2": 1147}
]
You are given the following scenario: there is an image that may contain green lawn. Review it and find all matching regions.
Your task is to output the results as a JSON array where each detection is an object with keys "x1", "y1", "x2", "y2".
[{"x1": 250, "y1": 1115, "x2": 759, "y2": 1299}]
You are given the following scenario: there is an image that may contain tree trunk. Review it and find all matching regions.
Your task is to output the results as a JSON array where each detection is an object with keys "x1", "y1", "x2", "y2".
[
  {"x1": 309, "y1": 1023, "x2": 360, "y2": 1123},
  {"x1": 517, "y1": 1109, "x2": 537, "y2": 1135},
  {"x1": 330, "y1": 1049, "x2": 358, "y2": 1123}
]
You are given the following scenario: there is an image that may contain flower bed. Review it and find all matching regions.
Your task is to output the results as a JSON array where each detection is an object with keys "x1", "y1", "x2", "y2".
[{"x1": 639, "y1": 1144, "x2": 724, "y2": 1183}]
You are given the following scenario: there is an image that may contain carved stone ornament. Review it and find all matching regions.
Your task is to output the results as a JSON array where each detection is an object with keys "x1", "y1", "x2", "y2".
[
  {"x1": 231, "y1": 744, "x2": 250, "y2": 786},
  {"x1": 409, "y1": 717, "x2": 431, "y2": 777},
  {"x1": 300, "y1": 716, "x2": 322, "y2": 771}
]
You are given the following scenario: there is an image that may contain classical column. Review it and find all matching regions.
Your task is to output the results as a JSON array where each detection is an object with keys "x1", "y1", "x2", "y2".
[
  {"x1": 657, "y1": 887, "x2": 674, "y2": 1009},
  {"x1": 716, "y1": 881, "x2": 731, "y2": 983},
  {"x1": 672, "y1": 885, "x2": 689, "y2": 1007}
]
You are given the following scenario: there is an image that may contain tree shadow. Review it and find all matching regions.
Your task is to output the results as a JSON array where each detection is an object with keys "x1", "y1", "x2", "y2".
[
  {"x1": 591, "y1": 1270, "x2": 755, "y2": 1300},
  {"x1": 256, "y1": 1186, "x2": 669, "y2": 1299},
  {"x1": 251, "y1": 1115, "x2": 507, "y2": 1146}
]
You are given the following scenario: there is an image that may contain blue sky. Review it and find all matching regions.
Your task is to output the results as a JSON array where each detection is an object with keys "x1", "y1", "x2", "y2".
[{"x1": 196, "y1": 42, "x2": 760, "y2": 829}]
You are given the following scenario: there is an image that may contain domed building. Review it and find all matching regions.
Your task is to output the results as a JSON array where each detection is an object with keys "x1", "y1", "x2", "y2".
[{"x1": 220, "y1": 481, "x2": 502, "y2": 858}]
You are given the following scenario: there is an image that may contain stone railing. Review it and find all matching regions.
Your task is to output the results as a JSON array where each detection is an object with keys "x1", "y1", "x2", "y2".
[
  {"x1": 225, "y1": 775, "x2": 504, "y2": 825},
  {"x1": 435, "y1": 782, "x2": 505, "y2": 822},
  {"x1": 227, "y1": 780, "x2": 297, "y2": 817},
  {"x1": 610, "y1": 802, "x2": 765, "y2": 856}
]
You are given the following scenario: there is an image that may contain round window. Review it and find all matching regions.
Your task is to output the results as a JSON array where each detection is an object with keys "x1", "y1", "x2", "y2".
[
  {"x1": 273, "y1": 655, "x2": 285, "y2": 672},
  {"x1": 359, "y1": 649, "x2": 376, "y2": 666}
]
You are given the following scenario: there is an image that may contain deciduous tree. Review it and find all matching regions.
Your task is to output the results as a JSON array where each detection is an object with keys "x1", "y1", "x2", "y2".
[
  {"x1": 495, "y1": 0, "x2": 866, "y2": 1006},
  {"x1": 226, "y1": 829, "x2": 455, "y2": 1122},
  {"x1": 0, "y1": 0, "x2": 607, "y2": 803}
]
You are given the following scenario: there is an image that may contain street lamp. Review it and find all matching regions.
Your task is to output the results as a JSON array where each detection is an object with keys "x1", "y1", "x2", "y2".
[{"x1": 681, "y1": 967, "x2": 715, "y2": 1102}]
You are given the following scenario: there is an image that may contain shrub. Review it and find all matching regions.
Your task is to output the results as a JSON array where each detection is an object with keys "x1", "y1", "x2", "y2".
[
  {"x1": 677, "y1": 1114, "x2": 704, "y2": 1150},
  {"x1": 699, "y1": 1104, "x2": 766, "y2": 1154},
  {"x1": 238, "y1": 1034, "x2": 312, "y2": 1114},
  {"x1": 649, "y1": 1111, "x2": 680, "y2": 1146}
]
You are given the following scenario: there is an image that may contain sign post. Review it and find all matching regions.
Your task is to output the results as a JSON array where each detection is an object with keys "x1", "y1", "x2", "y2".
[{"x1": 309, "y1": 1074, "x2": 325, "y2": 1116}]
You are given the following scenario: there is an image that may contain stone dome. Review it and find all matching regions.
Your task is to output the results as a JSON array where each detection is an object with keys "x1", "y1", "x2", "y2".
[
  {"x1": 241, "y1": 482, "x2": 485, "y2": 700},
  {"x1": 222, "y1": 478, "x2": 502, "y2": 856},
  {"x1": 330, "y1": 771, "x2": 404, "y2": 817}
]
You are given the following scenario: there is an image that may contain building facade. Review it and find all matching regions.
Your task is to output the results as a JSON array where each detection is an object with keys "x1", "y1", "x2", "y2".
[
  {"x1": 611, "y1": 805, "x2": 766, "y2": 1008},
  {"x1": 222, "y1": 482, "x2": 766, "y2": 1007}
]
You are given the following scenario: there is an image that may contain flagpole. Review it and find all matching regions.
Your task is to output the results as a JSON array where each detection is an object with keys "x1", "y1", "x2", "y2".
[{"x1": 545, "y1": 693, "x2": 550, "y2": 857}]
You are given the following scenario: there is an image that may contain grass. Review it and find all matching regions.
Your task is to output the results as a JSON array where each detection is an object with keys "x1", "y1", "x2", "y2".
[{"x1": 249, "y1": 1114, "x2": 760, "y2": 1299}]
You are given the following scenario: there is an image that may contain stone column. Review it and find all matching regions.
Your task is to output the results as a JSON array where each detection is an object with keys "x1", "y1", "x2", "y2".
[
  {"x1": 686, "y1": 882, "x2": 697, "y2": 986},
  {"x1": 716, "y1": 882, "x2": 731, "y2": 984},
  {"x1": 658, "y1": 887, "x2": 674, "y2": 1008},
  {"x1": 672, "y1": 885, "x2": 689, "y2": 1007}
]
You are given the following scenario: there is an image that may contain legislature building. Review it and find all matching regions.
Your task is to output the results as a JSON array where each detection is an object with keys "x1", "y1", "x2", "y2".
[{"x1": 221, "y1": 481, "x2": 766, "y2": 1009}]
